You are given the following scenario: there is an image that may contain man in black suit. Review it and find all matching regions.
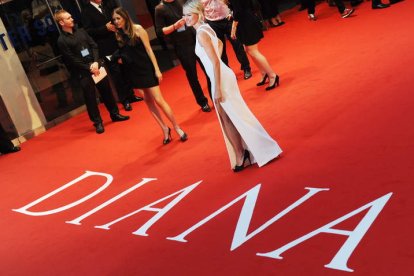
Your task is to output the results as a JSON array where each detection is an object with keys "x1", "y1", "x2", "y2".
[
  {"x1": 81, "y1": 0, "x2": 143, "y2": 111},
  {"x1": 0, "y1": 123, "x2": 20, "y2": 155},
  {"x1": 155, "y1": 0, "x2": 211, "y2": 112},
  {"x1": 55, "y1": 9, "x2": 129, "y2": 134}
]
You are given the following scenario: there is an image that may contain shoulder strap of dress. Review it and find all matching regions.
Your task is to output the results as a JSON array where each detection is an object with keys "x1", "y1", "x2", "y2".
[{"x1": 197, "y1": 24, "x2": 215, "y2": 38}]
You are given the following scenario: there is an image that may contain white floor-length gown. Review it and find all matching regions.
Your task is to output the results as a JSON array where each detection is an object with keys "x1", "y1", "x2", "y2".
[{"x1": 195, "y1": 24, "x2": 282, "y2": 168}]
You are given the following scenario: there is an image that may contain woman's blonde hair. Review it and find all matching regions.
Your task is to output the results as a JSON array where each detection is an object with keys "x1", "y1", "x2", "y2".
[
  {"x1": 183, "y1": 0, "x2": 205, "y2": 23},
  {"x1": 113, "y1": 7, "x2": 139, "y2": 46}
]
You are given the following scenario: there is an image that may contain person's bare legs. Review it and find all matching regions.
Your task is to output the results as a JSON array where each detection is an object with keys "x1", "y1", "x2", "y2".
[
  {"x1": 215, "y1": 104, "x2": 244, "y2": 165},
  {"x1": 140, "y1": 88, "x2": 171, "y2": 141},
  {"x1": 245, "y1": 43, "x2": 277, "y2": 86},
  {"x1": 145, "y1": 86, "x2": 186, "y2": 138}
]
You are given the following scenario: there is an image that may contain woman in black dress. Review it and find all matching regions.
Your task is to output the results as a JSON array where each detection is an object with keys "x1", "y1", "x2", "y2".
[
  {"x1": 112, "y1": 8, "x2": 187, "y2": 145},
  {"x1": 229, "y1": 0, "x2": 280, "y2": 91}
]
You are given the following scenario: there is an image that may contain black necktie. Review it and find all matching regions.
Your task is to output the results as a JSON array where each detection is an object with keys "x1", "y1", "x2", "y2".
[{"x1": 98, "y1": 4, "x2": 104, "y2": 14}]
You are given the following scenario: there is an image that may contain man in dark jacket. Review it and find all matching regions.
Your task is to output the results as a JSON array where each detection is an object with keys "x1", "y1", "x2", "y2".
[
  {"x1": 55, "y1": 9, "x2": 129, "y2": 134},
  {"x1": 81, "y1": 0, "x2": 143, "y2": 111},
  {"x1": 155, "y1": 0, "x2": 211, "y2": 112}
]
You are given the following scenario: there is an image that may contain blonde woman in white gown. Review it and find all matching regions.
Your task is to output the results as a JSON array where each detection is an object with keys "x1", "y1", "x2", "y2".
[{"x1": 183, "y1": 0, "x2": 282, "y2": 172}]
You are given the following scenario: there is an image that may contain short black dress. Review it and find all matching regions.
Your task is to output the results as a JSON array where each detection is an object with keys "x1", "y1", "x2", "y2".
[
  {"x1": 230, "y1": 0, "x2": 264, "y2": 46},
  {"x1": 115, "y1": 36, "x2": 159, "y2": 89}
]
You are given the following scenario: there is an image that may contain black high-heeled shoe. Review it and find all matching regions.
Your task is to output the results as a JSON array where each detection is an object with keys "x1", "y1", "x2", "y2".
[
  {"x1": 233, "y1": 150, "x2": 252, "y2": 172},
  {"x1": 163, "y1": 127, "x2": 172, "y2": 145},
  {"x1": 256, "y1": 74, "x2": 268, "y2": 86},
  {"x1": 266, "y1": 75, "x2": 280, "y2": 91},
  {"x1": 180, "y1": 132, "x2": 188, "y2": 142}
]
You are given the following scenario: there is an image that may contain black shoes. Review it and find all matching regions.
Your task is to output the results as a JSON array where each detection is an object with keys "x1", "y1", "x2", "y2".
[
  {"x1": 201, "y1": 104, "x2": 211, "y2": 112},
  {"x1": 129, "y1": 95, "x2": 144, "y2": 103},
  {"x1": 111, "y1": 113, "x2": 130, "y2": 122},
  {"x1": 243, "y1": 69, "x2": 252, "y2": 80},
  {"x1": 122, "y1": 101, "x2": 132, "y2": 111},
  {"x1": 163, "y1": 127, "x2": 188, "y2": 144},
  {"x1": 233, "y1": 150, "x2": 252, "y2": 172},
  {"x1": 372, "y1": 3, "x2": 390, "y2": 8},
  {"x1": 94, "y1": 123, "x2": 105, "y2": 134},
  {"x1": 308, "y1": 14, "x2": 317, "y2": 21},
  {"x1": 257, "y1": 74, "x2": 269, "y2": 86},
  {"x1": 163, "y1": 127, "x2": 172, "y2": 145},
  {"x1": 266, "y1": 75, "x2": 280, "y2": 91},
  {"x1": 341, "y1": 8, "x2": 355, "y2": 18},
  {"x1": 258, "y1": 74, "x2": 280, "y2": 90},
  {"x1": 94, "y1": 114, "x2": 128, "y2": 134},
  {"x1": 123, "y1": 95, "x2": 143, "y2": 111},
  {"x1": 1, "y1": 146, "x2": 21, "y2": 154},
  {"x1": 180, "y1": 132, "x2": 188, "y2": 142}
]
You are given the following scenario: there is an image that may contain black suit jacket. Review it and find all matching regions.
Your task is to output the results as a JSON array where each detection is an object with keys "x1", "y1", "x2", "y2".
[{"x1": 81, "y1": 0, "x2": 120, "y2": 57}]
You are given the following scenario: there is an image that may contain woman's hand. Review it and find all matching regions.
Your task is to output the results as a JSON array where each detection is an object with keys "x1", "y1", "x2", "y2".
[
  {"x1": 155, "y1": 70, "x2": 163, "y2": 82},
  {"x1": 106, "y1": 22, "x2": 117, "y2": 32},
  {"x1": 174, "y1": 18, "x2": 186, "y2": 30}
]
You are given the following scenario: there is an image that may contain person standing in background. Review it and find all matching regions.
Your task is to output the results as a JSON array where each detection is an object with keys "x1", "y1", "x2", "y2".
[
  {"x1": 55, "y1": 9, "x2": 130, "y2": 134},
  {"x1": 81, "y1": 0, "x2": 143, "y2": 111},
  {"x1": 200, "y1": 0, "x2": 252, "y2": 80},
  {"x1": 112, "y1": 8, "x2": 188, "y2": 145},
  {"x1": 155, "y1": 0, "x2": 212, "y2": 112},
  {"x1": 230, "y1": 0, "x2": 280, "y2": 91}
]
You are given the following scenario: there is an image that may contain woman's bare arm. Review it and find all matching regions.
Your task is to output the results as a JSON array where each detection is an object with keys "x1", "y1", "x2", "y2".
[{"x1": 135, "y1": 24, "x2": 163, "y2": 81}]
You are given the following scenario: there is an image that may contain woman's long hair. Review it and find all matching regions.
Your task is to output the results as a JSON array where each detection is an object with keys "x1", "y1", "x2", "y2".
[{"x1": 113, "y1": 7, "x2": 138, "y2": 46}]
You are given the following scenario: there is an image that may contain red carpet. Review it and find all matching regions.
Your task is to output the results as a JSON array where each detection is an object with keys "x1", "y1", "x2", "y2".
[{"x1": 1, "y1": 2, "x2": 413, "y2": 275}]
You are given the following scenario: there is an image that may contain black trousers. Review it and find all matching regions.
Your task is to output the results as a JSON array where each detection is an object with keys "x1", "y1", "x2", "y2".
[
  {"x1": 333, "y1": 0, "x2": 346, "y2": 13},
  {"x1": 0, "y1": 123, "x2": 14, "y2": 153},
  {"x1": 206, "y1": 18, "x2": 251, "y2": 71},
  {"x1": 303, "y1": 0, "x2": 345, "y2": 14},
  {"x1": 175, "y1": 43, "x2": 210, "y2": 107},
  {"x1": 105, "y1": 58, "x2": 134, "y2": 103},
  {"x1": 303, "y1": 0, "x2": 316, "y2": 14},
  {"x1": 79, "y1": 74, "x2": 119, "y2": 124},
  {"x1": 372, "y1": 0, "x2": 386, "y2": 6}
]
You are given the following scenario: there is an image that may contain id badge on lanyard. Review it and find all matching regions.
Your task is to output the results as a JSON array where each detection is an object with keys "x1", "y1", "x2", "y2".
[{"x1": 81, "y1": 47, "x2": 90, "y2": 57}]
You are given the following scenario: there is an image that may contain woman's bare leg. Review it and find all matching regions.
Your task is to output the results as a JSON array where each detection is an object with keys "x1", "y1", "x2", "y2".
[
  {"x1": 216, "y1": 104, "x2": 244, "y2": 165},
  {"x1": 245, "y1": 43, "x2": 277, "y2": 83},
  {"x1": 146, "y1": 86, "x2": 186, "y2": 137},
  {"x1": 141, "y1": 88, "x2": 170, "y2": 140}
]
